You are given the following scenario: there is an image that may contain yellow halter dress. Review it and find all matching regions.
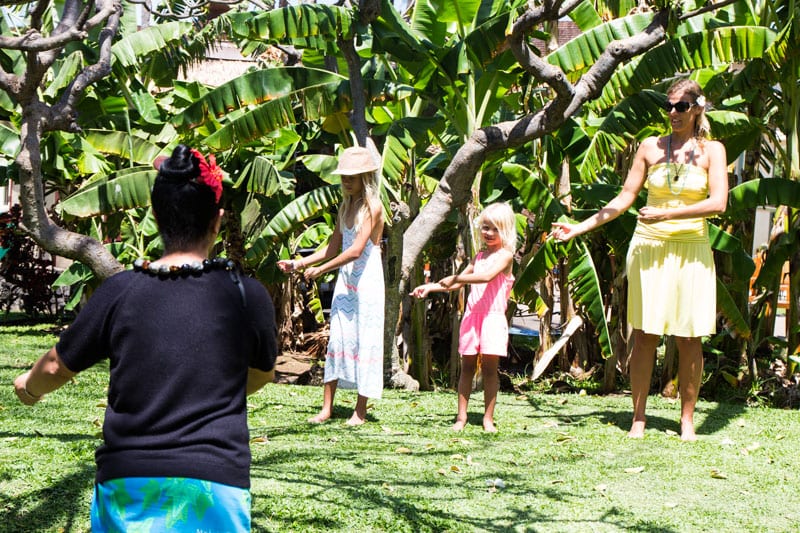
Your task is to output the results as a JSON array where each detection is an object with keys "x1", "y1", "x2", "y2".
[{"x1": 625, "y1": 162, "x2": 716, "y2": 337}]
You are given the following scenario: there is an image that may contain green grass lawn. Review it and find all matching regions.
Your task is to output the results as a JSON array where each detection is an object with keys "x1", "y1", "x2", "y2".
[{"x1": 2, "y1": 323, "x2": 799, "y2": 532}]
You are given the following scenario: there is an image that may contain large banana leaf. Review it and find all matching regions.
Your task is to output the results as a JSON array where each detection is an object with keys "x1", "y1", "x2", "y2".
[
  {"x1": 225, "y1": 5, "x2": 354, "y2": 54},
  {"x1": 246, "y1": 185, "x2": 342, "y2": 264},
  {"x1": 545, "y1": 13, "x2": 655, "y2": 79},
  {"x1": 82, "y1": 130, "x2": 166, "y2": 165},
  {"x1": 594, "y1": 26, "x2": 781, "y2": 110},
  {"x1": 515, "y1": 236, "x2": 614, "y2": 360},
  {"x1": 727, "y1": 177, "x2": 800, "y2": 215},
  {"x1": 56, "y1": 170, "x2": 157, "y2": 218},
  {"x1": 173, "y1": 68, "x2": 354, "y2": 150},
  {"x1": 111, "y1": 22, "x2": 194, "y2": 68},
  {"x1": 0, "y1": 121, "x2": 20, "y2": 157},
  {"x1": 717, "y1": 277, "x2": 751, "y2": 338}
]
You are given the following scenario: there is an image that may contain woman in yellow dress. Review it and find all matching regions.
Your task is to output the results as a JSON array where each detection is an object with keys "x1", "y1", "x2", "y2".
[{"x1": 550, "y1": 79, "x2": 728, "y2": 441}]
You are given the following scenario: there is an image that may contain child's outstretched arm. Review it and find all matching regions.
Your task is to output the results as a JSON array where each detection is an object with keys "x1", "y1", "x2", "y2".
[
  {"x1": 439, "y1": 249, "x2": 513, "y2": 288},
  {"x1": 304, "y1": 204, "x2": 383, "y2": 280},
  {"x1": 410, "y1": 259, "x2": 476, "y2": 298},
  {"x1": 277, "y1": 228, "x2": 343, "y2": 274}
]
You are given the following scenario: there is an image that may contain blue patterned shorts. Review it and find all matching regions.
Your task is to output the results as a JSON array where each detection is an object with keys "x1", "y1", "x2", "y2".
[{"x1": 90, "y1": 477, "x2": 251, "y2": 532}]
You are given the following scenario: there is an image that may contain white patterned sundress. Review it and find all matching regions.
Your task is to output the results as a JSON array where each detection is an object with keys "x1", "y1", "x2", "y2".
[{"x1": 323, "y1": 225, "x2": 385, "y2": 398}]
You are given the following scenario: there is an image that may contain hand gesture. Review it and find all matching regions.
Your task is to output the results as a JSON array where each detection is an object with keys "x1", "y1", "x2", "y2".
[
  {"x1": 637, "y1": 206, "x2": 668, "y2": 223},
  {"x1": 304, "y1": 266, "x2": 322, "y2": 281},
  {"x1": 277, "y1": 259, "x2": 295, "y2": 273},
  {"x1": 410, "y1": 283, "x2": 437, "y2": 298},
  {"x1": 550, "y1": 222, "x2": 580, "y2": 242},
  {"x1": 438, "y1": 275, "x2": 456, "y2": 289}
]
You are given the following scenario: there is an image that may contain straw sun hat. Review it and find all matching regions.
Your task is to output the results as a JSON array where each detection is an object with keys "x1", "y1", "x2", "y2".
[{"x1": 332, "y1": 146, "x2": 379, "y2": 175}]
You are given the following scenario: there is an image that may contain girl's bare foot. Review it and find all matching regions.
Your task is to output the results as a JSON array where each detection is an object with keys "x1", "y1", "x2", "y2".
[
  {"x1": 627, "y1": 419, "x2": 646, "y2": 438},
  {"x1": 452, "y1": 419, "x2": 467, "y2": 431},
  {"x1": 346, "y1": 412, "x2": 366, "y2": 426},
  {"x1": 483, "y1": 419, "x2": 497, "y2": 433},
  {"x1": 308, "y1": 411, "x2": 331, "y2": 424},
  {"x1": 680, "y1": 421, "x2": 697, "y2": 441}
]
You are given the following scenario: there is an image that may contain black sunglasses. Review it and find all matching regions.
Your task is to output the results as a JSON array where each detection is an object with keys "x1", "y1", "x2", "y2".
[{"x1": 662, "y1": 101, "x2": 695, "y2": 113}]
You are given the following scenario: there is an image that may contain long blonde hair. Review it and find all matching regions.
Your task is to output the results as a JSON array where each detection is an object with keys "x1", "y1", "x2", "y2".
[
  {"x1": 667, "y1": 79, "x2": 710, "y2": 139},
  {"x1": 478, "y1": 202, "x2": 517, "y2": 253},
  {"x1": 338, "y1": 170, "x2": 382, "y2": 231}
]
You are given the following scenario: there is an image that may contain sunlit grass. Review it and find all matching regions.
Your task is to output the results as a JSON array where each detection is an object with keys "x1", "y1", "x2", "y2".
[{"x1": 2, "y1": 322, "x2": 799, "y2": 532}]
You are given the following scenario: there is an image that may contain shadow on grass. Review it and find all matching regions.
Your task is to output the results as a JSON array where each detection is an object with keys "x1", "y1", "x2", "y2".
[
  {"x1": 0, "y1": 463, "x2": 94, "y2": 532},
  {"x1": 520, "y1": 392, "x2": 747, "y2": 439},
  {"x1": 250, "y1": 443, "x2": 680, "y2": 532}
]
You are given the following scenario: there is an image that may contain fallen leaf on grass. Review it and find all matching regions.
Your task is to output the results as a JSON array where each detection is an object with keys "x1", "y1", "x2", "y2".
[
  {"x1": 516, "y1": 395, "x2": 528, "y2": 401},
  {"x1": 710, "y1": 469, "x2": 727, "y2": 479},
  {"x1": 450, "y1": 465, "x2": 462, "y2": 473},
  {"x1": 437, "y1": 468, "x2": 447, "y2": 475},
  {"x1": 486, "y1": 478, "x2": 505, "y2": 489},
  {"x1": 554, "y1": 433, "x2": 574, "y2": 443},
  {"x1": 736, "y1": 419, "x2": 746, "y2": 427},
  {"x1": 382, "y1": 482, "x2": 394, "y2": 492},
  {"x1": 395, "y1": 447, "x2": 412, "y2": 454},
  {"x1": 594, "y1": 484, "x2": 607, "y2": 492},
  {"x1": 558, "y1": 398, "x2": 568, "y2": 405},
  {"x1": 550, "y1": 479, "x2": 564, "y2": 485},
  {"x1": 741, "y1": 442, "x2": 761, "y2": 455},
  {"x1": 543, "y1": 421, "x2": 559, "y2": 428},
  {"x1": 250, "y1": 436, "x2": 269, "y2": 444},
  {"x1": 665, "y1": 429, "x2": 678, "y2": 436},
  {"x1": 96, "y1": 401, "x2": 107, "y2": 408},
  {"x1": 273, "y1": 404, "x2": 284, "y2": 410},
  {"x1": 425, "y1": 443, "x2": 436, "y2": 450},
  {"x1": 775, "y1": 434, "x2": 785, "y2": 441},
  {"x1": 451, "y1": 453, "x2": 465, "y2": 460},
  {"x1": 410, "y1": 401, "x2": 419, "y2": 408},
  {"x1": 624, "y1": 466, "x2": 645, "y2": 474}
]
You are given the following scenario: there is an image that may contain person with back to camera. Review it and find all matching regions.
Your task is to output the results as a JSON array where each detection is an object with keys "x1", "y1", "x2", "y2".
[
  {"x1": 14, "y1": 144, "x2": 278, "y2": 531},
  {"x1": 550, "y1": 79, "x2": 728, "y2": 441},
  {"x1": 278, "y1": 146, "x2": 384, "y2": 426},
  {"x1": 411, "y1": 202, "x2": 516, "y2": 433}
]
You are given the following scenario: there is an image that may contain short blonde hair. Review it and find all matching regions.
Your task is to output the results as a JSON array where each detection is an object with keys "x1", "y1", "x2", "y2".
[{"x1": 478, "y1": 202, "x2": 517, "y2": 253}]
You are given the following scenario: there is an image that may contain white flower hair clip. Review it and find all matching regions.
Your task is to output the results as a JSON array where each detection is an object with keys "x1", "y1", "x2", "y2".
[{"x1": 695, "y1": 95, "x2": 707, "y2": 108}]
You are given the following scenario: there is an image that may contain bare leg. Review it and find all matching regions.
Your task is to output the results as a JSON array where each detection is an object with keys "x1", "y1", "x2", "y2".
[
  {"x1": 453, "y1": 355, "x2": 477, "y2": 431},
  {"x1": 627, "y1": 330, "x2": 660, "y2": 438},
  {"x1": 481, "y1": 355, "x2": 500, "y2": 432},
  {"x1": 675, "y1": 336, "x2": 703, "y2": 441},
  {"x1": 346, "y1": 394, "x2": 369, "y2": 426},
  {"x1": 308, "y1": 380, "x2": 337, "y2": 423}
]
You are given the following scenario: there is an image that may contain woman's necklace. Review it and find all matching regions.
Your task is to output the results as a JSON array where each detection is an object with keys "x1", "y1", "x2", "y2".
[{"x1": 666, "y1": 135, "x2": 696, "y2": 196}]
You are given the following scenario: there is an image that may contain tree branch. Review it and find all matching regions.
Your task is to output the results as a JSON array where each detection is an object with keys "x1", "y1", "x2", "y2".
[
  {"x1": 400, "y1": 9, "x2": 671, "y2": 286},
  {"x1": 48, "y1": 2, "x2": 122, "y2": 132}
]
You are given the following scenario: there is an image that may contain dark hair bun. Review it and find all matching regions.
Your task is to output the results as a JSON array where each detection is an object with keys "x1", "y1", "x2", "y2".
[{"x1": 157, "y1": 145, "x2": 199, "y2": 182}]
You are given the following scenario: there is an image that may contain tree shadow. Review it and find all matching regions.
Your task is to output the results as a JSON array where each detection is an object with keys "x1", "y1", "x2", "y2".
[{"x1": 0, "y1": 463, "x2": 94, "y2": 532}]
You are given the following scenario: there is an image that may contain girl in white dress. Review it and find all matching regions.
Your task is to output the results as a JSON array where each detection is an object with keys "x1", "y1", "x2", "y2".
[{"x1": 279, "y1": 146, "x2": 384, "y2": 426}]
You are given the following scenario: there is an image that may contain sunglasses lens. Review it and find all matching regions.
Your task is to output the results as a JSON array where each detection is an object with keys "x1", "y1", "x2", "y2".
[{"x1": 663, "y1": 101, "x2": 692, "y2": 112}]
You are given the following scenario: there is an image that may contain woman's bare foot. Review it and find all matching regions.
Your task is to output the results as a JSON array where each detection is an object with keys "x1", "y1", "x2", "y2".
[
  {"x1": 483, "y1": 419, "x2": 497, "y2": 433},
  {"x1": 307, "y1": 411, "x2": 331, "y2": 424},
  {"x1": 680, "y1": 420, "x2": 697, "y2": 441},
  {"x1": 346, "y1": 412, "x2": 366, "y2": 426},
  {"x1": 452, "y1": 419, "x2": 467, "y2": 431},
  {"x1": 627, "y1": 419, "x2": 646, "y2": 438}
]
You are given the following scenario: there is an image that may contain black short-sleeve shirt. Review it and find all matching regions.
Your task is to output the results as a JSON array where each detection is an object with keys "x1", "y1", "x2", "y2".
[{"x1": 57, "y1": 268, "x2": 277, "y2": 488}]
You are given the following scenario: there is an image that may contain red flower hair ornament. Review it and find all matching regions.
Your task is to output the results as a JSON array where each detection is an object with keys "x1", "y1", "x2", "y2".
[{"x1": 191, "y1": 149, "x2": 224, "y2": 203}]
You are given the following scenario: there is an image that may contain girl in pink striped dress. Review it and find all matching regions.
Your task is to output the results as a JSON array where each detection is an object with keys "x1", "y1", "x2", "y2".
[{"x1": 412, "y1": 203, "x2": 516, "y2": 432}]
